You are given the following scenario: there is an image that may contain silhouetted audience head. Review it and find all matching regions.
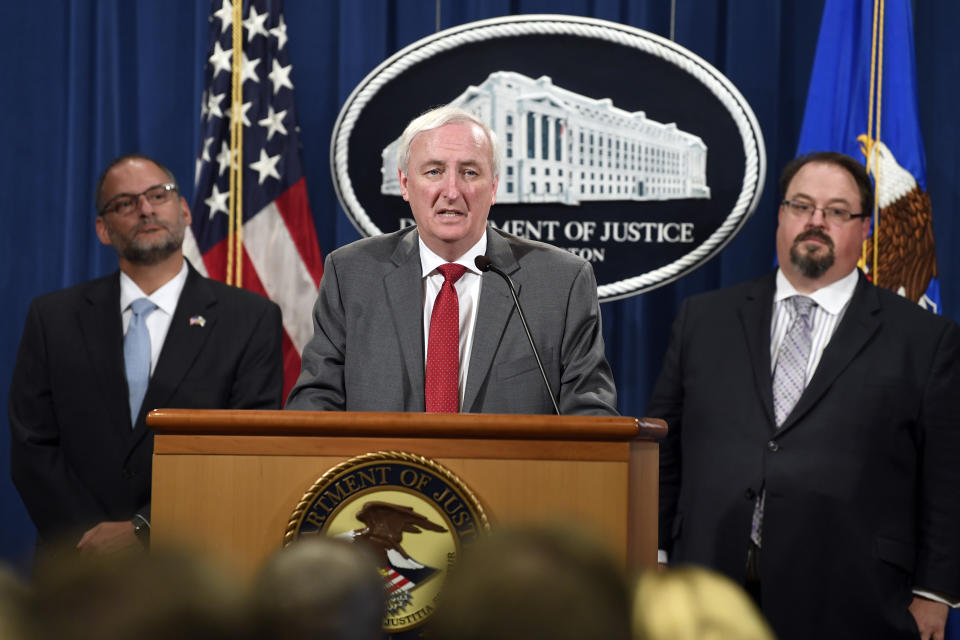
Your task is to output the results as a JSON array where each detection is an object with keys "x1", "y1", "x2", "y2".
[
  {"x1": 26, "y1": 548, "x2": 248, "y2": 640},
  {"x1": 429, "y1": 524, "x2": 632, "y2": 640},
  {"x1": 633, "y1": 566, "x2": 774, "y2": 640},
  {"x1": 252, "y1": 536, "x2": 386, "y2": 640}
]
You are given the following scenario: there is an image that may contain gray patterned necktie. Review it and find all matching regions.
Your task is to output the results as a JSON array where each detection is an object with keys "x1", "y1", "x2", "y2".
[
  {"x1": 751, "y1": 295, "x2": 817, "y2": 548},
  {"x1": 772, "y1": 295, "x2": 816, "y2": 427}
]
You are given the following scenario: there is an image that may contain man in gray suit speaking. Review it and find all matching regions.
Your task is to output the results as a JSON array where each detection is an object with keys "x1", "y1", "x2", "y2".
[{"x1": 286, "y1": 106, "x2": 616, "y2": 415}]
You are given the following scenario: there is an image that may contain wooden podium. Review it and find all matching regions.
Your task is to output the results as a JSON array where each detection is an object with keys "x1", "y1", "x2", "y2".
[{"x1": 149, "y1": 409, "x2": 665, "y2": 577}]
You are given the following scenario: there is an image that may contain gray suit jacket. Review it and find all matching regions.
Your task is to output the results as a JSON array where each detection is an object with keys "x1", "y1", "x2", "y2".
[{"x1": 286, "y1": 227, "x2": 617, "y2": 415}]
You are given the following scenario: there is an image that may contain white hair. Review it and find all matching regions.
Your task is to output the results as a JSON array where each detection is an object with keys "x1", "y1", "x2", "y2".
[{"x1": 396, "y1": 105, "x2": 501, "y2": 178}]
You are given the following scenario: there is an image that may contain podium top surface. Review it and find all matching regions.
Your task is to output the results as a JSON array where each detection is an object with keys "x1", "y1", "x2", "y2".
[{"x1": 148, "y1": 409, "x2": 666, "y2": 442}]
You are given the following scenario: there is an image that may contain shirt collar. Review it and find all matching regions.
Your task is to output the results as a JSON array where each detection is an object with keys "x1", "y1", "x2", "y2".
[
  {"x1": 775, "y1": 267, "x2": 859, "y2": 315},
  {"x1": 119, "y1": 260, "x2": 189, "y2": 316},
  {"x1": 418, "y1": 231, "x2": 488, "y2": 278}
]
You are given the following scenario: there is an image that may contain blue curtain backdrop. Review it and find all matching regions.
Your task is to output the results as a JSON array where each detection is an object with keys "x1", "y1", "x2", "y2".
[{"x1": 2, "y1": 0, "x2": 958, "y2": 579}]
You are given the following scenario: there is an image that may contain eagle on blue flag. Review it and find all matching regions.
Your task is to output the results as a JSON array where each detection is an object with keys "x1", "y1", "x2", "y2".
[
  {"x1": 857, "y1": 135, "x2": 937, "y2": 306},
  {"x1": 796, "y1": 0, "x2": 940, "y2": 313}
]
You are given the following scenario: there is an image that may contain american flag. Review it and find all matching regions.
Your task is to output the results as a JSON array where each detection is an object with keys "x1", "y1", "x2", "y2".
[
  {"x1": 381, "y1": 566, "x2": 415, "y2": 613},
  {"x1": 185, "y1": 0, "x2": 323, "y2": 400},
  {"x1": 383, "y1": 566, "x2": 415, "y2": 595}
]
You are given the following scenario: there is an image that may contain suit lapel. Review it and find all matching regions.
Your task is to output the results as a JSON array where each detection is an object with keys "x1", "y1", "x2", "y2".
[
  {"x1": 137, "y1": 266, "x2": 217, "y2": 432},
  {"x1": 463, "y1": 230, "x2": 518, "y2": 412},
  {"x1": 778, "y1": 275, "x2": 880, "y2": 434},
  {"x1": 737, "y1": 274, "x2": 777, "y2": 430},
  {"x1": 78, "y1": 273, "x2": 132, "y2": 434},
  {"x1": 384, "y1": 231, "x2": 427, "y2": 411}
]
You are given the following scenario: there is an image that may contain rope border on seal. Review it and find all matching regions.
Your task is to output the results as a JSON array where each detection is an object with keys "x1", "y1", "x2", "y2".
[
  {"x1": 283, "y1": 450, "x2": 492, "y2": 546},
  {"x1": 330, "y1": 14, "x2": 766, "y2": 301}
]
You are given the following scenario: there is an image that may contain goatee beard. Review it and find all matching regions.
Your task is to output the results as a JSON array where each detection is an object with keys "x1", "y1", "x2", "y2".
[
  {"x1": 789, "y1": 229, "x2": 834, "y2": 279},
  {"x1": 121, "y1": 237, "x2": 181, "y2": 265},
  {"x1": 111, "y1": 216, "x2": 185, "y2": 265}
]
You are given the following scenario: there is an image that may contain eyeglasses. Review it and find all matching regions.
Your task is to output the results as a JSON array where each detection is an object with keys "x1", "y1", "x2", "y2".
[
  {"x1": 780, "y1": 199, "x2": 867, "y2": 224},
  {"x1": 99, "y1": 183, "x2": 178, "y2": 217}
]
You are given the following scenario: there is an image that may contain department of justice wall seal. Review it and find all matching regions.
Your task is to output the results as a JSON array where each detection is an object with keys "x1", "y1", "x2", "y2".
[
  {"x1": 331, "y1": 14, "x2": 765, "y2": 301},
  {"x1": 285, "y1": 451, "x2": 490, "y2": 637}
]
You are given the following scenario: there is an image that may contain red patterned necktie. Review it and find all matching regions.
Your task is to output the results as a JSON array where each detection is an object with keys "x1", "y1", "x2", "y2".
[{"x1": 425, "y1": 263, "x2": 468, "y2": 412}]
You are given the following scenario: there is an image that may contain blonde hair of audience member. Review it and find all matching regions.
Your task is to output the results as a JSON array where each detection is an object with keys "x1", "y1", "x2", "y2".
[
  {"x1": 0, "y1": 563, "x2": 31, "y2": 639},
  {"x1": 252, "y1": 536, "x2": 385, "y2": 640},
  {"x1": 633, "y1": 567, "x2": 774, "y2": 640},
  {"x1": 430, "y1": 524, "x2": 632, "y2": 640}
]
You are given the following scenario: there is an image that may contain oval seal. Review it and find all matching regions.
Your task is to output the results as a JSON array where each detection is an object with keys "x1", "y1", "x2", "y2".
[
  {"x1": 285, "y1": 451, "x2": 490, "y2": 637},
  {"x1": 331, "y1": 14, "x2": 765, "y2": 301}
]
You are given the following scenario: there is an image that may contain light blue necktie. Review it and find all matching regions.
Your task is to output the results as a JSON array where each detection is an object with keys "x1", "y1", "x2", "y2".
[{"x1": 124, "y1": 298, "x2": 157, "y2": 427}]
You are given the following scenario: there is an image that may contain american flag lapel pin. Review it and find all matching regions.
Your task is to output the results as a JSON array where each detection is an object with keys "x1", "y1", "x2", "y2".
[{"x1": 189, "y1": 315, "x2": 206, "y2": 327}]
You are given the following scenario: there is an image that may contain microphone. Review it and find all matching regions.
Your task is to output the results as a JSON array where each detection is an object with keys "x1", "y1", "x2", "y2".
[{"x1": 475, "y1": 255, "x2": 561, "y2": 415}]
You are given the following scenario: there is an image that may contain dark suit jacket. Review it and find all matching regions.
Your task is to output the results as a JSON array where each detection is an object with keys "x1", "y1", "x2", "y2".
[
  {"x1": 648, "y1": 272, "x2": 960, "y2": 639},
  {"x1": 286, "y1": 227, "x2": 617, "y2": 415},
  {"x1": 9, "y1": 263, "x2": 284, "y2": 544}
]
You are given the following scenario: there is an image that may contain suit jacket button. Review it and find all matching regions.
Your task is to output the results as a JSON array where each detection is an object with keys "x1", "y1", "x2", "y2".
[
  {"x1": 122, "y1": 469, "x2": 134, "y2": 479},
  {"x1": 767, "y1": 440, "x2": 780, "y2": 452},
  {"x1": 745, "y1": 488, "x2": 757, "y2": 500}
]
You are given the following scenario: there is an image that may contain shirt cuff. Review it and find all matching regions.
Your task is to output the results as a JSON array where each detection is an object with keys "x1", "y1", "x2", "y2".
[
  {"x1": 658, "y1": 549, "x2": 668, "y2": 564},
  {"x1": 913, "y1": 589, "x2": 960, "y2": 608}
]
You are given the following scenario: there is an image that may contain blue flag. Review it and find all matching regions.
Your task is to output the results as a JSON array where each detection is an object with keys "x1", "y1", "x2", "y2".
[{"x1": 796, "y1": 0, "x2": 941, "y2": 313}]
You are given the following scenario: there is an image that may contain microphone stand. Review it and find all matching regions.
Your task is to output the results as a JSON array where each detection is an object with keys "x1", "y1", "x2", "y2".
[{"x1": 475, "y1": 256, "x2": 561, "y2": 415}]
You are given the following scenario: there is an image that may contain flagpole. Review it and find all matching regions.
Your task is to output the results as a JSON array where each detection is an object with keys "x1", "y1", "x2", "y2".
[
  {"x1": 872, "y1": 0, "x2": 884, "y2": 287},
  {"x1": 234, "y1": 0, "x2": 244, "y2": 289},
  {"x1": 228, "y1": 0, "x2": 245, "y2": 287}
]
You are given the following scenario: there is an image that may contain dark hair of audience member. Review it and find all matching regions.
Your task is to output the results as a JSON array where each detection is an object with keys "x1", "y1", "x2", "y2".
[
  {"x1": 251, "y1": 536, "x2": 386, "y2": 640},
  {"x1": 428, "y1": 524, "x2": 632, "y2": 640},
  {"x1": 26, "y1": 547, "x2": 249, "y2": 640}
]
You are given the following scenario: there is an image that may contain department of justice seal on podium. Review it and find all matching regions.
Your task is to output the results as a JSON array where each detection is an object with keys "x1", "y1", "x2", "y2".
[{"x1": 285, "y1": 451, "x2": 490, "y2": 637}]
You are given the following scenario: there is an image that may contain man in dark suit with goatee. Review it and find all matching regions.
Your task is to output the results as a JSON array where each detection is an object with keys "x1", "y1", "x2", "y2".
[{"x1": 649, "y1": 151, "x2": 959, "y2": 639}]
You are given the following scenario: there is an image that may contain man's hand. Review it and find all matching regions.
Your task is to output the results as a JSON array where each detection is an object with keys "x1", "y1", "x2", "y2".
[
  {"x1": 76, "y1": 521, "x2": 139, "y2": 555},
  {"x1": 908, "y1": 596, "x2": 948, "y2": 640}
]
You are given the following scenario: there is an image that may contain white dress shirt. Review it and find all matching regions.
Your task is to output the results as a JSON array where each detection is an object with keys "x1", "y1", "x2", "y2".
[
  {"x1": 419, "y1": 234, "x2": 487, "y2": 409},
  {"x1": 770, "y1": 267, "x2": 859, "y2": 379},
  {"x1": 119, "y1": 261, "x2": 188, "y2": 375}
]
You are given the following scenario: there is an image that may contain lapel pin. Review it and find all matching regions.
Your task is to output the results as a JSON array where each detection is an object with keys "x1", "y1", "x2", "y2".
[{"x1": 189, "y1": 315, "x2": 207, "y2": 327}]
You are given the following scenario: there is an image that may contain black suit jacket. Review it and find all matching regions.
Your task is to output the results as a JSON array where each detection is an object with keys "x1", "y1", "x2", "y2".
[
  {"x1": 9, "y1": 264, "x2": 284, "y2": 544},
  {"x1": 648, "y1": 272, "x2": 960, "y2": 639}
]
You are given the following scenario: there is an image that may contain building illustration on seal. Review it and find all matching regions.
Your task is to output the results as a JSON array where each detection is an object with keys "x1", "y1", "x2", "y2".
[{"x1": 381, "y1": 71, "x2": 710, "y2": 205}]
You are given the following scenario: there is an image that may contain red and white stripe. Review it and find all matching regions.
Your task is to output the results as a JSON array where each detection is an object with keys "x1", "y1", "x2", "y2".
[
  {"x1": 383, "y1": 567, "x2": 414, "y2": 594},
  {"x1": 184, "y1": 178, "x2": 322, "y2": 399}
]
